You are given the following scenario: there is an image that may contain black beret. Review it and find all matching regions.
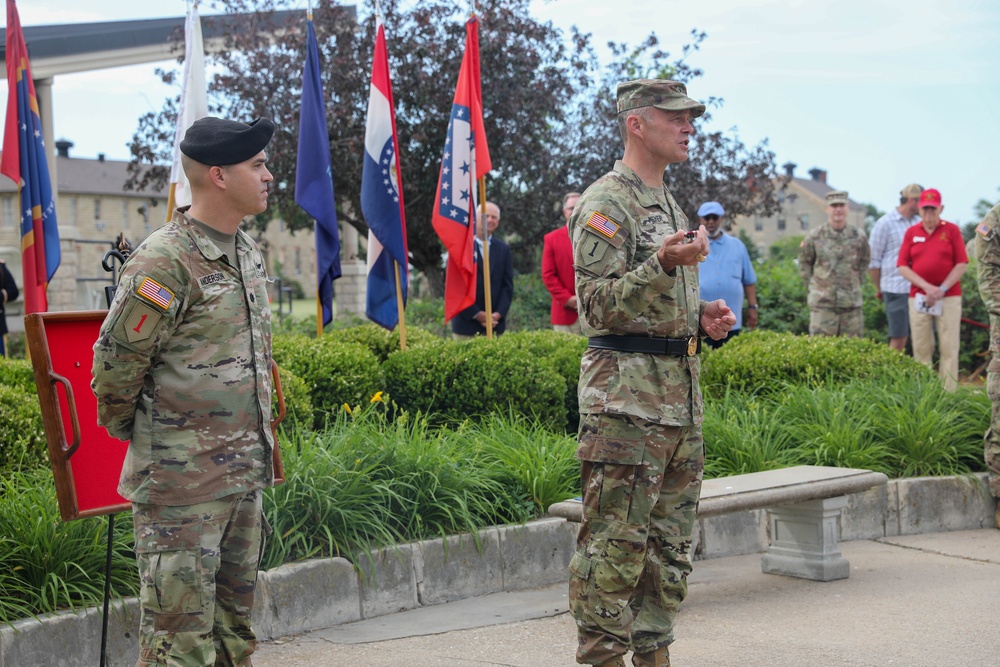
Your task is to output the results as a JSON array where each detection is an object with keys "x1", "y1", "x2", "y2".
[{"x1": 180, "y1": 116, "x2": 275, "y2": 166}]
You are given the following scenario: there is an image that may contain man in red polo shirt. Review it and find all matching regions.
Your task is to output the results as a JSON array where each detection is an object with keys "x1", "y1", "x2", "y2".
[
  {"x1": 542, "y1": 191, "x2": 582, "y2": 333},
  {"x1": 897, "y1": 188, "x2": 968, "y2": 389}
]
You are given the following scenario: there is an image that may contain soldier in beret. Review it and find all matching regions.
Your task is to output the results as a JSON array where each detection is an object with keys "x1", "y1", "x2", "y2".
[
  {"x1": 975, "y1": 201, "x2": 1000, "y2": 528},
  {"x1": 92, "y1": 116, "x2": 277, "y2": 666},
  {"x1": 567, "y1": 79, "x2": 735, "y2": 667},
  {"x1": 798, "y1": 190, "x2": 870, "y2": 337}
]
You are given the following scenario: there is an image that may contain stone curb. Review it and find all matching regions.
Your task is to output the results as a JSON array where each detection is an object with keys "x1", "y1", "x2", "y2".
[{"x1": 1, "y1": 476, "x2": 994, "y2": 667}]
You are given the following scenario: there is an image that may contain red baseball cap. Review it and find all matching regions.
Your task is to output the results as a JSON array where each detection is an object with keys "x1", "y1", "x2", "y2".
[{"x1": 918, "y1": 188, "x2": 942, "y2": 208}]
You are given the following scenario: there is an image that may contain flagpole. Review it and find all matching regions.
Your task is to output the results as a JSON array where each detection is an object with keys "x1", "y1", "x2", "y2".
[
  {"x1": 308, "y1": 1, "x2": 323, "y2": 338},
  {"x1": 394, "y1": 261, "x2": 407, "y2": 350},
  {"x1": 479, "y1": 179, "x2": 493, "y2": 339}
]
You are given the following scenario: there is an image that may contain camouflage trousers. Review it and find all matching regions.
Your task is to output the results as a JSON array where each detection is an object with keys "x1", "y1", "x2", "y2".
[
  {"x1": 985, "y1": 364, "x2": 1000, "y2": 499},
  {"x1": 808, "y1": 307, "x2": 863, "y2": 337},
  {"x1": 568, "y1": 413, "x2": 704, "y2": 665},
  {"x1": 132, "y1": 490, "x2": 264, "y2": 667}
]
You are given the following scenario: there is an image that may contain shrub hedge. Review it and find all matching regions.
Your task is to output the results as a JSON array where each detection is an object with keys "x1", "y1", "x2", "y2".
[
  {"x1": 701, "y1": 330, "x2": 935, "y2": 397},
  {"x1": 382, "y1": 336, "x2": 568, "y2": 430}
]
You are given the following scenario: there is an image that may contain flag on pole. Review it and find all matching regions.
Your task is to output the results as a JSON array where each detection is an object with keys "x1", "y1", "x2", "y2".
[
  {"x1": 295, "y1": 18, "x2": 340, "y2": 327},
  {"x1": 1, "y1": 0, "x2": 60, "y2": 314},
  {"x1": 362, "y1": 19, "x2": 408, "y2": 330},
  {"x1": 166, "y1": 2, "x2": 208, "y2": 217},
  {"x1": 431, "y1": 16, "x2": 492, "y2": 321}
]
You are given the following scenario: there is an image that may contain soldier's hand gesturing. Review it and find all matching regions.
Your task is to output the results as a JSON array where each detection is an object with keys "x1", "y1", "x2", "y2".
[{"x1": 656, "y1": 225, "x2": 709, "y2": 272}]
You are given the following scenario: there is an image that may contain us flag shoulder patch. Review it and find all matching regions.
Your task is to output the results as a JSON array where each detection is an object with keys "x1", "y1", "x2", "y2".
[
  {"x1": 137, "y1": 277, "x2": 175, "y2": 310},
  {"x1": 977, "y1": 222, "x2": 993, "y2": 239},
  {"x1": 586, "y1": 211, "x2": 620, "y2": 239}
]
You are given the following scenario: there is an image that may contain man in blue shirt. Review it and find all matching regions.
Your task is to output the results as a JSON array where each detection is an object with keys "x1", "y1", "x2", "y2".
[{"x1": 697, "y1": 201, "x2": 758, "y2": 348}]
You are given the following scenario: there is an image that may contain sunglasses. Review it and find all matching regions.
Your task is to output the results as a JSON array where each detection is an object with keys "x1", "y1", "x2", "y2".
[{"x1": 702, "y1": 215, "x2": 719, "y2": 222}]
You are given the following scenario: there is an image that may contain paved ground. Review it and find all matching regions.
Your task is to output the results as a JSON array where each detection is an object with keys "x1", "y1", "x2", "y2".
[{"x1": 253, "y1": 529, "x2": 1000, "y2": 667}]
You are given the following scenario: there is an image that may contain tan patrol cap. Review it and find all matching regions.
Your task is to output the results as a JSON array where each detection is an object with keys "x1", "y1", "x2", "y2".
[
  {"x1": 826, "y1": 191, "x2": 849, "y2": 205},
  {"x1": 616, "y1": 79, "x2": 706, "y2": 118},
  {"x1": 900, "y1": 183, "x2": 923, "y2": 198}
]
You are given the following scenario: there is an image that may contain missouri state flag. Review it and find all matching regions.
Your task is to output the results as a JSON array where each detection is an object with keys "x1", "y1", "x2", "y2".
[
  {"x1": 1, "y1": 0, "x2": 61, "y2": 314},
  {"x1": 431, "y1": 16, "x2": 492, "y2": 322},
  {"x1": 361, "y1": 18, "x2": 408, "y2": 330}
]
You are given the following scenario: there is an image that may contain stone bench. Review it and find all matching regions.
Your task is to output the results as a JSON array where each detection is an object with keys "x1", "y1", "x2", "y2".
[{"x1": 547, "y1": 465, "x2": 888, "y2": 582}]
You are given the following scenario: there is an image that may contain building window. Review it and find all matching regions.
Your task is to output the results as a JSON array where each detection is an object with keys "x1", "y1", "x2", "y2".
[
  {"x1": 294, "y1": 247, "x2": 302, "y2": 275},
  {"x1": 69, "y1": 196, "x2": 78, "y2": 226},
  {"x1": 2, "y1": 197, "x2": 12, "y2": 228},
  {"x1": 777, "y1": 217, "x2": 786, "y2": 231},
  {"x1": 94, "y1": 197, "x2": 101, "y2": 220},
  {"x1": 754, "y1": 219, "x2": 763, "y2": 232},
  {"x1": 121, "y1": 200, "x2": 129, "y2": 229},
  {"x1": 799, "y1": 214, "x2": 809, "y2": 230}
]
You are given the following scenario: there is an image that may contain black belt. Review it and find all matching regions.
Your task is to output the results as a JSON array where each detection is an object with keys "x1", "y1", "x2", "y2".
[{"x1": 588, "y1": 335, "x2": 701, "y2": 356}]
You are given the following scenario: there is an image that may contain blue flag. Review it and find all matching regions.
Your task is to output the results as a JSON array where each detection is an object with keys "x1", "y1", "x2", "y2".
[
  {"x1": 295, "y1": 19, "x2": 340, "y2": 327},
  {"x1": 362, "y1": 21, "x2": 408, "y2": 329}
]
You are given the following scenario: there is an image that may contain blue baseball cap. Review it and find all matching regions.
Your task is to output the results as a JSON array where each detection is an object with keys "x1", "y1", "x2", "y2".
[{"x1": 697, "y1": 201, "x2": 725, "y2": 218}]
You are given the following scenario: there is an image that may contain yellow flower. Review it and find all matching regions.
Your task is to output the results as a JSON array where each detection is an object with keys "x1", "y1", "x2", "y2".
[
  {"x1": 343, "y1": 403, "x2": 352, "y2": 414},
  {"x1": 370, "y1": 391, "x2": 384, "y2": 404}
]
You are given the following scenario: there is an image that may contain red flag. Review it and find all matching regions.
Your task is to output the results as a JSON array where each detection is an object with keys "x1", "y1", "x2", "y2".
[
  {"x1": 431, "y1": 16, "x2": 492, "y2": 321},
  {"x1": 2, "y1": 0, "x2": 61, "y2": 314}
]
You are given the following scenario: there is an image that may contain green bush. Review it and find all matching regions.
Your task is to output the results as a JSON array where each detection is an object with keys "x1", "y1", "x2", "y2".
[
  {"x1": 335, "y1": 322, "x2": 440, "y2": 362},
  {"x1": 273, "y1": 366, "x2": 314, "y2": 434},
  {"x1": 701, "y1": 330, "x2": 934, "y2": 397},
  {"x1": 0, "y1": 357, "x2": 36, "y2": 393},
  {"x1": 754, "y1": 256, "x2": 809, "y2": 334},
  {"x1": 503, "y1": 330, "x2": 586, "y2": 433},
  {"x1": 0, "y1": 384, "x2": 47, "y2": 476},
  {"x1": 402, "y1": 297, "x2": 450, "y2": 338},
  {"x1": 505, "y1": 272, "x2": 552, "y2": 333},
  {"x1": 382, "y1": 336, "x2": 567, "y2": 429},
  {"x1": 272, "y1": 335, "x2": 383, "y2": 428}
]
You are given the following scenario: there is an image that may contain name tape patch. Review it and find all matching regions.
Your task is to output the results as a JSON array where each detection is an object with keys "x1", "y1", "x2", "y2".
[
  {"x1": 586, "y1": 211, "x2": 620, "y2": 239},
  {"x1": 137, "y1": 277, "x2": 175, "y2": 310}
]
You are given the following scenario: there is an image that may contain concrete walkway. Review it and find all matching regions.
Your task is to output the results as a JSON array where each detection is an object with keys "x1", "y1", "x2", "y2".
[{"x1": 253, "y1": 529, "x2": 1000, "y2": 667}]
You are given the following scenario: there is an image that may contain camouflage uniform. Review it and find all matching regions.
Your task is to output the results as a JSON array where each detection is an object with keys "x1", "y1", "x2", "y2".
[
  {"x1": 975, "y1": 203, "x2": 1000, "y2": 518},
  {"x1": 798, "y1": 223, "x2": 870, "y2": 337},
  {"x1": 92, "y1": 208, "x2": 273, "y2": 666},
  {"x1": 568, "y1": 160, "x2": 705, "y2": 666}
]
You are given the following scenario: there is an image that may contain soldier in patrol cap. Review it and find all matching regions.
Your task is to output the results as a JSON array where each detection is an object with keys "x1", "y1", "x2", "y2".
[
  {"x1": 92, "y1": 115, "x2": 276, "y2": 666},
  {"x1": 798, "y1": 190, "x2": 870, "y2": 337},
  {"x1": 566, "y1": 78, "x2": 735, "y2": 667},
  {"x1": 975, "y1": 201, "x2": 1000, "y2": 528}
]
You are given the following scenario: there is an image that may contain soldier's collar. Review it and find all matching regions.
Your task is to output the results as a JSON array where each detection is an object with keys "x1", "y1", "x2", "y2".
[{"x1": 613, "y1": 160, "x2": 668, "y2": 210}]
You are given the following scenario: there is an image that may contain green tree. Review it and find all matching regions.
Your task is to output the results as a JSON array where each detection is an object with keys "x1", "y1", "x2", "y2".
[{"x1": 126, "y1": 0, "x2": 779, "y2": 294}]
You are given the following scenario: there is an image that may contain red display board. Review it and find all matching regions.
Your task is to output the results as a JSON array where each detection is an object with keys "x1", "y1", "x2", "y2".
[{"x1": 25, "y1": 311, "x2": 285, "y2": 522}]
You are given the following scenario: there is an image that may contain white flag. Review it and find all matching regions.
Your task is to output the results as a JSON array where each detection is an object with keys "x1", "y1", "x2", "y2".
[{"x1": 167, "y1": 4, "x2": 208, "y2": 216}]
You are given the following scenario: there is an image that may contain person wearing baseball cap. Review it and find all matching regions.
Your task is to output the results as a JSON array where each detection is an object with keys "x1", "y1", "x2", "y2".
[
  {"x1": 696, "y1": 200, "x2": 758, "y2": 348},
  {"x1": 92, "y1": 116, "x2": 277, "y2": 665},
  {"x1": 897, "y1": 188, "x2": 968, "y2": 390},
  {"x1": 974, "y1": 199, "x2": 1000, "y2": 527},
  {"x1": 798, "y1": 190, "x2": 870, "y2": 337},
  {"x1": 868, "y1": 183, "x2": 924, "y2": 351},
  {"x1": 566, "y1": 79, "x2": 734, "y2": 667}
]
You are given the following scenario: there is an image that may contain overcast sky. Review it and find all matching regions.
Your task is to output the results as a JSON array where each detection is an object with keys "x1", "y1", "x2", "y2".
[{"x1": 4, "y1": 0, "x2": 999, "y2": 224}]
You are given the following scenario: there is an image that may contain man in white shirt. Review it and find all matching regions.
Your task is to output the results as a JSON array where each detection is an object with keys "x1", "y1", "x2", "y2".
[{"x1": 868, "y1": 183, "x2": 922, "y2": 351}]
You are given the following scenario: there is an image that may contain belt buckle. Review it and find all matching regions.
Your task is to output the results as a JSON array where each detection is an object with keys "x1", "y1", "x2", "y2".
[{"x1": 686, "y1": 337, "x2": 698, "y2": 356}]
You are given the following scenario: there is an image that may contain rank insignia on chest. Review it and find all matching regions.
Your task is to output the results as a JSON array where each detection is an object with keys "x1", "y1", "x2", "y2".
[
  {"x1": 586, "y1": 211, "x2": 620, "y2": 239},
  {"x1": 137, "y1": 277, "x2": 175, "y2": 310}
]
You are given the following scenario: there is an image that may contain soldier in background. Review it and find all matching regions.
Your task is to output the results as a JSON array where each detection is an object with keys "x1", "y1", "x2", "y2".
[
  {"x1": 975, "y1": 201, "x2": 1000, "y2": 528},
  {"x1": 798, "y1": 191, "x2": 870, "y2": 337},
  {"x1": 92, "y1": 116, "x2": 276, "y2": 666},
  {"x1": 567, "y1": 79, "x2": 735, "y2": 667}
]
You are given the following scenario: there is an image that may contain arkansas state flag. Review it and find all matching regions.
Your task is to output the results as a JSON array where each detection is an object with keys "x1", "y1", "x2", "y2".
[
  {"x1": 362, "y1": 20, "x2": 409, "y2": 330},
  {"x1": 431, "y1": 16, "x2": 492, "y2": 321},
  {"x1": 2, "y1": 0, "x2": 61, "y2": 314}
]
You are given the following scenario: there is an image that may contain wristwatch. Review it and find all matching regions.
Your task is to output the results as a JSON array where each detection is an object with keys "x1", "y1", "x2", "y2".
[{"x1": 747, "y1": 304, "x2": 758, "y2": 310}]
